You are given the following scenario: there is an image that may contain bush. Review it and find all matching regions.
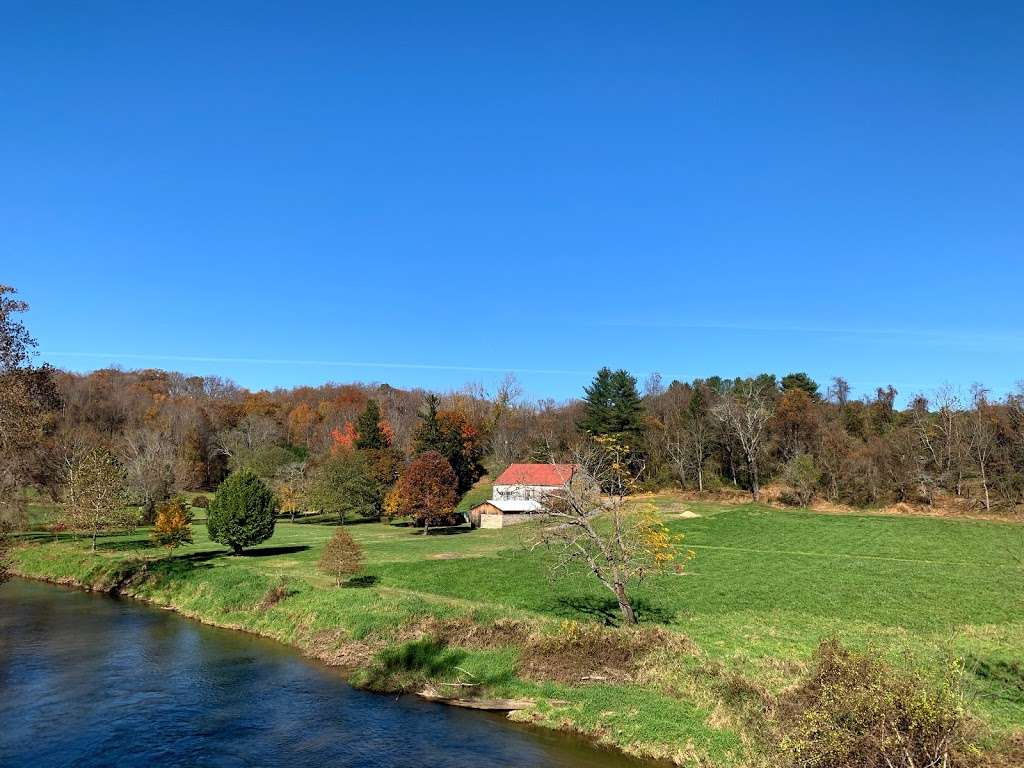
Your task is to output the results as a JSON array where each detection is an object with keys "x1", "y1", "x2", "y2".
[
  {"x1": 778, "y1": 639, "x2": 977, "y2": 768},
  {"x1": 191, "y1": 495, "x2": 209, "y2": 509},
  {"x1": 206, "y1": 471, "x2": 277, "y2": 554},
  {"x1": 150, "y1": 497, "x2": 193, "y2": 548},
  {"x1": 782, "y1": 453, "x2": 820, "y2": 507},
  {"x1": 319, "y1": 528, "x2": 363, "y2": 585}
]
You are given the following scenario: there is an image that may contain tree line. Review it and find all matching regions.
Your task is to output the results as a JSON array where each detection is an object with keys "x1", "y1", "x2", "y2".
[{"x1": 3, "y1": 281, "x2": 1023, "y2": 567}]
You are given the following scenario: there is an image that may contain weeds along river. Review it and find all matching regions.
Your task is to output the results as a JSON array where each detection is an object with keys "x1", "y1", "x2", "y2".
[{"x1": 0, "y1": 579, "x2": 647, "y2": 768}]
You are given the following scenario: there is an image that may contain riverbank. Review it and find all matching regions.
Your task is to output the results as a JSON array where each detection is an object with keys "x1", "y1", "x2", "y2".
[
  {"x1": 11, "y1": 497, "x2": 1024, "y2": 766},
  {"x1": 11, "y1": 532, "x2": 740, "y2": 766},
  {"x1": 1, "y1": 578, "x2": 656, "y2": 768}
]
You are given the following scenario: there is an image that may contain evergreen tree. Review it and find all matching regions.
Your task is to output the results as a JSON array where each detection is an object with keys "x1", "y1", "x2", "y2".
[
  {"x1": 354, "y1": 399, "x2": 389, "y2": 450},
  {"x1": 579, "y1": 367, "x2": 645, "y2": 439},
  {"x1": 781, "y1": 372, "x2": 820, "y2": 399},
  {"x1": 412, "y1": 394, "x2": 445, "y2": 454},
  {"x1": 411, "y1": 395, "x2": 482, "y2": 493},
  {"x1": 206, "y1": 470, "x2": 277, "y2": 554}
]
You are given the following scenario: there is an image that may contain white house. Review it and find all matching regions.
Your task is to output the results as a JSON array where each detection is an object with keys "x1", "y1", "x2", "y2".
[{"x1": 469, "y1": 463, "x2": 578, "y2": 529}]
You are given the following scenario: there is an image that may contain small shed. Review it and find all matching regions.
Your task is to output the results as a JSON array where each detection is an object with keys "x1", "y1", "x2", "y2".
[{"x1": 468, "y1": 498, "x2": 541, "y2": 529}]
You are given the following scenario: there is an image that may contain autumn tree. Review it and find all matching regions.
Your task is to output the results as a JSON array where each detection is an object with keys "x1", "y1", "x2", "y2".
[
  {"x1": 319, "y1": 528, "x2": 364, "y2": 585},
  {"x1": 412, "y1": 395, "x2": 484, "y2": 492},
  {"x1": 62, "y1": 448, "x2": 136, "y2": 551},
  {"x1": 151, "y1": 497, "x2": 194, "y2": 548},
  {"x1": 0, "y1": 285, "x2": 60, "y2": 535},
  {"x1": 273, "y1": 462, "x2": 306, "y2": 522},
  {"x1": 394, "y1": 451, "x2": 459, "y2": 534},
  {"x1": 536, "y1": 436, "x2": 690, "y2": 625},
  {"x1": 772, "y1": 388, "x2": 821, "y2": 461},
  {"x1": 206, "y1": 470, "x2": 277, "y2": 554},
  {"x1": 306, "y1": 451, "x2": 383, "y2": 525},
  {"x1": 579, "y1": 367, "x2": 645, "y2": 439}
]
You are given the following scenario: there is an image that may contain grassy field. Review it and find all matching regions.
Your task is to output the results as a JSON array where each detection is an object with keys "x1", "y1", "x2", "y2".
[{"x1": 9, "y1": 495, "x2": 1024, "y2": 765}]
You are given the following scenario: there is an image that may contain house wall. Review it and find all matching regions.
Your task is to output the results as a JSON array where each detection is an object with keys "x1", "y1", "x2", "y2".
[
  {"x1": 492, "y1": 483, "x2": 560, "y2": 501},
  {"x1": 479, "y1": 512, "x2": 532, "y2": 529}
]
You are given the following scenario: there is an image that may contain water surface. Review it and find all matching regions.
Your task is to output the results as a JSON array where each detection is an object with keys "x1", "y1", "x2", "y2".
[{"x1": 0, "y1": 579, "x2": 643, "y2": 767}]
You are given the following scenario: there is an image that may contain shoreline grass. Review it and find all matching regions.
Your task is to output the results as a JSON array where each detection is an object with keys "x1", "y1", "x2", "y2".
[{"x1": 10, "y1": 494, "x2": 1024, "y2": 766}]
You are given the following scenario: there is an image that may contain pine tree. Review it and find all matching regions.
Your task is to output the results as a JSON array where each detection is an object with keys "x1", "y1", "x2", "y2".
[
  {"x1": 781, "y1": 372, "x2": 820, "y2": 399},
  {"x1": 579, "y1": 367, "x2": 645, "y2": 439},
  {"x1": 412, "y1": 394, "x2": 445, "y2": 454},
  {"x1": 354, "y1": 399, "x2": 389, "y2": 450}
]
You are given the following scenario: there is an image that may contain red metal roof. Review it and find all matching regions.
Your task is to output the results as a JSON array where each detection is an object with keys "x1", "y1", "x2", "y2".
[{"x1": 494, "y1": 463, "x2": 577, "y2": 487}]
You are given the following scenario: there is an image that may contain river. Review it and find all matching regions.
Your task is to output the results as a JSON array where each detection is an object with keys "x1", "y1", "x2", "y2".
[{"x1": 0, "y1": 579, "x2": 647, "y2": 767}]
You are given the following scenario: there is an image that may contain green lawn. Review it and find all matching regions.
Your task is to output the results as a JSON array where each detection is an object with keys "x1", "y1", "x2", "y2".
[{"x1": 10, "y1": 496, "x2": 1024, "y2": 764}]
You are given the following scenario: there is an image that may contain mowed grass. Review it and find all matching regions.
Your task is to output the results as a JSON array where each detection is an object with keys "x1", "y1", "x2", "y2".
[{"x1": 11, "y1": 495, "x2": 1024, "y2": 759}]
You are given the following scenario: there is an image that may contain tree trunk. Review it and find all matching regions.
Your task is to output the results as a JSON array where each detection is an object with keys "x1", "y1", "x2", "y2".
[
  {"x1": 749, "y1": 459, "x2": 760, "y2": 501},
  {"x1": 423, "y1": 520, "x2": 429, "y2": 536},
  {"x1": 980, "y1": 463, "x2": 991, "y2": 513},
  {"x1": 697, "y1": 461, "x2": 704, "y2": 493},
  {"x1": 232, "y1": 543, "x2": 243, "y2": 555},
  {"x1": 612, "y1": 582, "x2": 637, "y2": 625},
  {"x1": 91, "y1": 530, "x2": 97, "y2": 552}
]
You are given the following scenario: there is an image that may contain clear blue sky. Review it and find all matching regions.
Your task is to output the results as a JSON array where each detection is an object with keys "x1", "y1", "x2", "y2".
[{"x1": 4, "y1": 2, "x2": 1023, "y2": 403}]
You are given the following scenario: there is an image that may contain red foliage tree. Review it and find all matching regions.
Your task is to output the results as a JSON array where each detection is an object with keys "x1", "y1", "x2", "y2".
[
  {"x1": 394, "y1": 451, "x2": 459, "y2": 534},
  {"x1": 330, "y1": 422, "x2": 358, "y2": 454}
]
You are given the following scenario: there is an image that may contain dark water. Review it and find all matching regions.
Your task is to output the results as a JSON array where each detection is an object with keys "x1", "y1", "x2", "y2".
[{"x1": 0, "y1": 579, "x2": 645, "y2": 768}]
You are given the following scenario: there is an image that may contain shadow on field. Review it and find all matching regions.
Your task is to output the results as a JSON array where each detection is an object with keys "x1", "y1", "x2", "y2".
[
  {"x1": 407, "y1": 526, "x2": 473, "y2": 537},
  {"x1": 98, "y1": 539, "x2": 159, "y2": 552},
  {"x1": 342, "y1": 574, "x2": 378, "y2": 588},
  {"x1": 551, "y1": 595, "x2": 676, "y2": 626},
  {"x1": 240, "y1": 545, "x2": 310, "y2": 557},
  {"x1": 965, "y1": 654, "x2": 1024, "y2": 704}
]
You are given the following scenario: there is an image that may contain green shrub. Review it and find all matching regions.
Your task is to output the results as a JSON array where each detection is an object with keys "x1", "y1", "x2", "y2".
[
  {"x1": 206, "y1": 471, "x2": 277, "y2": 554},
  {"x1": 778, "y1": 639, "x2": 977, "y2": 768}
]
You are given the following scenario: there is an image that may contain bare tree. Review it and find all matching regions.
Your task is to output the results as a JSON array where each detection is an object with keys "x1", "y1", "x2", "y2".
[
  {"x1": 535, "y1": 437, "x2": 686, "y2": 625},
  {"x1": 664, "y1": 406, "x2": 714, "y2": 492},
  {"x1": 934, "y1": 385, "x2": 967, "y2": 496},
  {"x1": 121, "y1": 427, "x2": 175, "y2": 520},
  {"x1": 713, "y1": 380, "x2": 772, "y2": 500},
  {"x1": 827, "y1": 376, "x2": 850, "y2": 408},
  {"x1": 967, "y1": 385, "x2": 997, "y2": 513},
  {"x1": 489, "y1": 373, "x2": 526, "y2": 466}
]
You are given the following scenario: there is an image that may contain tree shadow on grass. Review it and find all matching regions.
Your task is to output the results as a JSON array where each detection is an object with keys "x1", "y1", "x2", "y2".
[
  {"x1": 98, "y1": 538, "x2": 159, "y2": 552},
  {"x1": 965, "y1": 654, "x2": 1024, "y2": 704},
  {"x1": 239, "y1": 545, "x2": 310, "y2": 557},
  {"x1": 408, "y1": 525, "x2": 474, "y2": 537},
  {"x1": 549, "y1": 594, "x2": 676, "y2": 627},
  {"x1": 342, "y1": 574, "x2": 378, "y2": 588}
]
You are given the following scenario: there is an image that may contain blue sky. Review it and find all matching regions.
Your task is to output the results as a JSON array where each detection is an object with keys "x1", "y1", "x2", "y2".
[{"x1": 4, "y1": 2, "x2": 1023, "y2": 403}]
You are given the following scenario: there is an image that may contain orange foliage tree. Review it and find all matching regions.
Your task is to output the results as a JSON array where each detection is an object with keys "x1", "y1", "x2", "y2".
[{"x1": 394, "y1": 451, "x2": 459, "y2": 535}]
